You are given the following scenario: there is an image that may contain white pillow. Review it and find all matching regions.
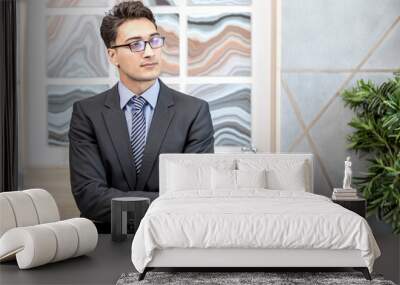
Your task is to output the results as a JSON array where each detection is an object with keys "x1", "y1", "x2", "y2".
[
  {"x1": 166, "y1": 159, "x2": 236, "y2": 193},
  {"x1": 211, "y1": 168, "x2": 268, "y2": 191},
  {"x1": 211, "y1": 168, "x2": 236, "y2": 190},
  {"x1": 167, "y1": 162, "x2": 211, "y2": 191},
  {"x1": 236, "y1": 169, "x2": 268, "y2": 189},
  {"x1": 266, "y1": 165, "x2": 306, "y2": 191},
  {"x1": 237, "y1": 159, "x2": 308, "y2": 191}
]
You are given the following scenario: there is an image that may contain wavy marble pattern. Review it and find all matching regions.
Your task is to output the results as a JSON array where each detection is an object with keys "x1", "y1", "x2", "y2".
[
  {"x1": 48, "y1": 85, "x2": 109, "y2": 145},
  {"x1": 187, "y1": 84, "x2": 251, "y2": 146},
  {"x1": 188, "y1": 0, "x2": 251, "y2": 5},
  {"x1": 46, "y1": 0, "x2": 108, "y2": 7},
  {"x1": 155, "y1": 14, "x2": 179, "y2": 76},
  {"x1": 47, "y1": 16, "x2": 109, "y2": 78},
  {"x1": 188, "y1": 13, "x2": 251, "y2": 76},
  {"x1": 113, "y1": 0, "x2": 176, "y2": 6},
  {"x1": 145, "y1": 0, "x2": 176, "y2": 5}
]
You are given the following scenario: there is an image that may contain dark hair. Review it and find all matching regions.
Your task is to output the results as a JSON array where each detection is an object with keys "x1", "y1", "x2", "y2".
[{"x1": 100, "y1": 1, "x2": 157, "y2": 48}]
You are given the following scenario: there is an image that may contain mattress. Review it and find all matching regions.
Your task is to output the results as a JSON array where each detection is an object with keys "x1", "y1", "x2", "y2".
[{"x1": 131, "y1": 190, "x2": 380, "y2": 273}]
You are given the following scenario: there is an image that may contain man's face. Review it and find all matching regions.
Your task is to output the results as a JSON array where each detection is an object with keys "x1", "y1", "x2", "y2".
[{"x1": 108, "y1": 18, "x2": 162, "y2": 82}]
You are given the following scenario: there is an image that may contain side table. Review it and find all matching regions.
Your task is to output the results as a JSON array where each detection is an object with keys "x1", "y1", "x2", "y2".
[
  {"x1": 111, "y1": 197, "x2": 150, "y2": 242},
  {"x1": 332, "y1": 197, "x2": 366, "y2": 218}
]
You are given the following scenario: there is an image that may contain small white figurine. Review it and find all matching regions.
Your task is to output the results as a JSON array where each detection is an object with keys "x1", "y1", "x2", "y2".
[{"x1": 343, "y1": 156, "x2": 352, "y2": 189}]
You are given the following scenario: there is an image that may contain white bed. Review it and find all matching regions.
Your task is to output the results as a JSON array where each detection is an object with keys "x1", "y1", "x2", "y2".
[{"x1": 131, "y1": 153, "x2": 380, "y2": 280}]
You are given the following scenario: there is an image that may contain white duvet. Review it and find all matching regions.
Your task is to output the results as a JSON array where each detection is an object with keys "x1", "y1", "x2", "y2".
[{"x1": 131, "y1": 190, "x2": 380, "y2": 273}]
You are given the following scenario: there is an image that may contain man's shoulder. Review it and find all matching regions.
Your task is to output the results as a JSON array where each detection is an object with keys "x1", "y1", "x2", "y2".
[
  {"x1": 73, "y1": 86, "x2": 114, "y2": 110},
  {"x1": 166, "y1": 85, "x2": 208, "y2": 108}
]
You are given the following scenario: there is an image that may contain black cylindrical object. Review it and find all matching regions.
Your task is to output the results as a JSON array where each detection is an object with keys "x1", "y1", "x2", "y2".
[{"x1": 111, "y1": 197, "x2": 150, "y2": 242}]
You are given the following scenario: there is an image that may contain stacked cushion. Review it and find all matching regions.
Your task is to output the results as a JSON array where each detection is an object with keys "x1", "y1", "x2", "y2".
[
  {"x1": 0, "y1": 189, "x2": 97, "y2": 269},
  {"x1": 0, "y1": 218, "x2": 97, "y2": 269},
  {"x1": 0, "y1": 189, "x2": 59, "y2": 236}
]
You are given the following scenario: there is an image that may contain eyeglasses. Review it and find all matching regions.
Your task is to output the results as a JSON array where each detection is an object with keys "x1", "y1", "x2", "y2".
[{"x1": 111, "y1": 36, "x2": 165, "y2": 53}]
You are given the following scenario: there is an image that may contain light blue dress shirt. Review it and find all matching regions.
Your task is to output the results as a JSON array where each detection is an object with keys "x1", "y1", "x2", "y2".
[{"x1": 118, "y1": 79, "x2": 160, "y2": 140}]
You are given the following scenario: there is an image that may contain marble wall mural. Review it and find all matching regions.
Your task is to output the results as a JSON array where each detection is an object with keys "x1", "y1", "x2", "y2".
[
  {"x1": 47, "y1": 15, "x2": 109, "y2": 78},
  {"x1": 46, "y1": 2, "x2": 253, "y2": 148},
  {"x1": 48, "y1": 85, "x2": 109, "y2": 145},
  {"x1": 144, "y1": 0, "x2": 176, "y2": 5},
  {"x1": 187, "y1": 84, "x2": 251, "y2": 146},
  {"x1": 188, "y1": 13, "x2": 251, "y2": 76},
  {"x1": 49, "y1": 0, "x2": 177, "y2": 7},
  {"x1": 155, "y1": 14, "x2": 180, "y2": 76},
  {"x1": 47, "y1": 0, "x2": 108, "y2": 8},
  {"x1": 113, "y1": 0, "x2": 177, "y2": 6},
  {"x1": 188, "y1": 0, "x2": 251, "y2": 5}
]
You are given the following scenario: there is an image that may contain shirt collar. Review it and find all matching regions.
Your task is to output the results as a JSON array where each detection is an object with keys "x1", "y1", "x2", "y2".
[{"x1": 118, "y1": 79, "x2": 160, "y2": 110}]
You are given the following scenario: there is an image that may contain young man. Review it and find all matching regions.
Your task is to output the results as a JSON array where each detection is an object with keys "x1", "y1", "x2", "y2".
[{"x1": 68, "y1": 1, "x2": 214, "y2": 232}]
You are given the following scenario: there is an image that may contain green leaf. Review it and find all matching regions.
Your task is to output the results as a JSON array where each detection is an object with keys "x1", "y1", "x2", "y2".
[{"x1": 341, "y1": 74, "x2": 400, "y2": 235}]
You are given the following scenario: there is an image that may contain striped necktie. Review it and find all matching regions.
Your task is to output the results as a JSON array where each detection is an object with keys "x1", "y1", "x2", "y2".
[{"x1": 129, "y1": 96, "x2": 147, "y2": 174}]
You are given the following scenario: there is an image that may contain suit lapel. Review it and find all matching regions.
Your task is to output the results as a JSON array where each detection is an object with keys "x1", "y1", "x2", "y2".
[
  {"x1": 136, "y1": 80, "x2": 175, "y2": 190},
  {"x1": 102, "y1": 84, "x2": 137, "y2": 190}
]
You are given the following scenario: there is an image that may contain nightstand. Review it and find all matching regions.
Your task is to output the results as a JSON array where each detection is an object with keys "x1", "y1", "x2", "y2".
[
  {"x1": 332, "y1": 197, "x2": 366, "y2": 218},
  {"x1": 111, "y1": 197, "x2": 150, "y2": 242}
]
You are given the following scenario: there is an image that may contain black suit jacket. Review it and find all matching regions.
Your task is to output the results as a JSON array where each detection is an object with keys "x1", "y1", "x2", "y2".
[{"x1": 68, "y1": 80, "x2": 214, "y2": 224}]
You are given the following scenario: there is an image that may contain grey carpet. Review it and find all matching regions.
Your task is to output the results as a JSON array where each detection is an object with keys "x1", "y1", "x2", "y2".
[{"x1": 116, "y1": 271, "x2": 396, "y2": 285}]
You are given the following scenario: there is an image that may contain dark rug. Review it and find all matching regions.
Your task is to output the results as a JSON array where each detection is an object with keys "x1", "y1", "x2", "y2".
[{"x1": 116, "y1": 271, "x2": 396, "y2": 285}]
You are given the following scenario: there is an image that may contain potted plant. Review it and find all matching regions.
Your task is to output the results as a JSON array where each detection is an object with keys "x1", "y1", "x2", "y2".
[{"x1": 341, "y1": 72, "x2": 400, "y2": 234}]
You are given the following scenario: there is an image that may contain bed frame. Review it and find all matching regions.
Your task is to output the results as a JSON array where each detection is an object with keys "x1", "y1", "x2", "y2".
[
  {"x1": 138, "y1": 153, "x2": 372, "y2": 281},
  {"x1": 140, "y1": 248, "x2": 371, "y2": 280}
]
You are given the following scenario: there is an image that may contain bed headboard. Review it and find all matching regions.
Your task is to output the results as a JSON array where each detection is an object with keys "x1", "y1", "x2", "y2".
[{"x1": 159, "y1": 153, "x2": 314, "y2": 195}]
